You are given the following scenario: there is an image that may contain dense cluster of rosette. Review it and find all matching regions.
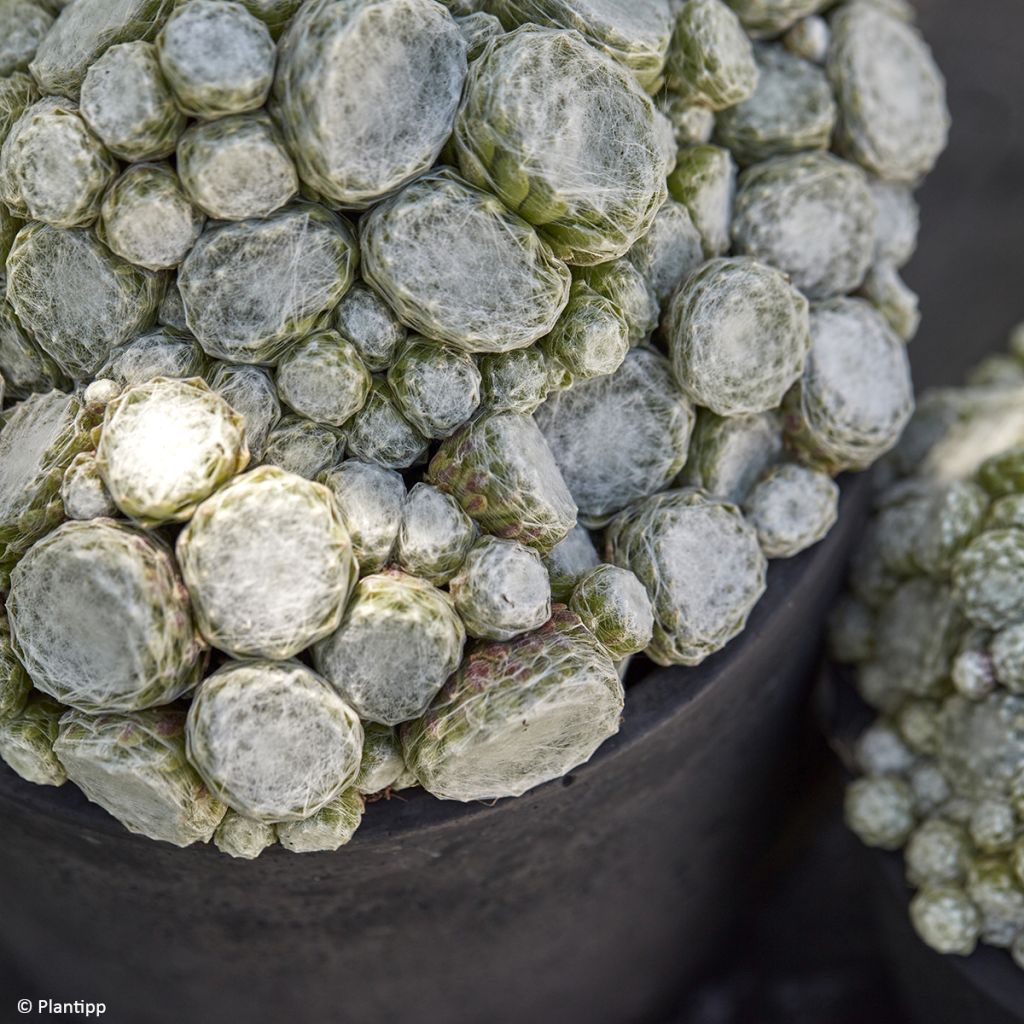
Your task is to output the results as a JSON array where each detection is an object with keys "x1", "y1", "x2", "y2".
[
  {"x1": 836, "y1": 323, "x2": 1024, "y2": 969},
  {"x1": 0, "y1": 0, "x2": 947, "y2": 856}
]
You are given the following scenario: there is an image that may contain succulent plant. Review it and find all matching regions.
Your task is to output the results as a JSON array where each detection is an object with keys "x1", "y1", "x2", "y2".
[{"x1": 0, "y1": 0, "x2": 948, "y2": 854}]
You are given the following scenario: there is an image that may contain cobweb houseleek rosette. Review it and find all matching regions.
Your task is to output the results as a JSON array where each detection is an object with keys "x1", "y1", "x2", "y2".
[
  {"x1": 401, "y1": 606, "x2": 624, "y2": 802},
  {"x1": 7, "y1": 518, "x2": 207, "y2": 713},
  {"x1": 54, "y1": 706, "x2": 227, "y2": 848},
  {"x1": 427, "y1": 411, "x2": 578, "y2": 554},
  {"x1": 0, "y1": 389, "x2": 100, "y2": 590}
]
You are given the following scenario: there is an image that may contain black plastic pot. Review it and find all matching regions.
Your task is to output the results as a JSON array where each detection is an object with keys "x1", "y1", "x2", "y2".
[{"x1": 0, "y1": 476, "x2": 870, "y2": 1024}]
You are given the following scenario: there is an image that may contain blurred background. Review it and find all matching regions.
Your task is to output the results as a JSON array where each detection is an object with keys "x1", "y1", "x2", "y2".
[{"x1": 676, "y1": 2, "x2": 1024, "y2": 1020}]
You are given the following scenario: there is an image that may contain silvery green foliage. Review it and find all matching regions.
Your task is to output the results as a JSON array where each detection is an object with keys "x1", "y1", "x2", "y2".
[
  {"x1": 732, "y1": 152, "x2": 876, "y2": 301},
  {"x1": 665, "y1": 0, "x2": 757, "y2": 112},
  {"x1": 387, "y1": 338, "x2": 482, "y2": 439},
  {"x1": 992, "y1": 624, "x2": 1024, "y2": 694},
  {"x1": 490, "y1": 0, "x2": 675, "y2": 93},
  {"x1": 177, "y1": 113, "x2": 298, "y2": 222},
  {"x1": 963, "y1": 359, "x2": 1024, "y2": 393},
  {"x1": 6, "y1": 222, "x2": 163, "y2": 379},
  {"x1": 874, "y1": 479, "x2": 987, "y2": 579},
  {"x1": 543, "y1": 523, "x2": 600, "y2": 601},
  {"x1": 0, "y1": 0, "x2": 54, "y2": 78},
  {"x1": 456, "y1": 11, "x2": 503, "y2": 60},
  {"x1": 319, "y1": 460, "x2": 407, "y2": 574},
  {"x1": 82, "y1": 372, "x2": 121, "y2": 408},
  {"x1": 723, "y1": 0, "x2": 828, "y2": 38},
  {"x1": 656, "y1": 90, "x2": 715, "y2": 149},
  {"x1": 276, "y1": 329, "x2": 371, "y2": 427},
  {"x1": 28, "y1": 0, "x2": 174, "y2": 100},
  {"x1": 827, "y1": 1, "x2": 949, "y2": 183},
  {"x1": 627, "y1": 198, "x2": 704, "y2": 304},
  {"x1": 214, "y1": 810, "x2": 278, "y2": 860},
  {"x1": 7, "y1": 519, "x2": 206, "y2": 713},
  {"x1": 79, "y1": 41, "x2": 185, "y2": 161},
  {"x1": 0, "y1": 618, "x2": 33, "y2": 722},
  {"x1": 99, "y1": 329, "x2": 208, "y2": 387},
  {"x1": 606, "y1": 488, "x2": 767, "y2": 666},
  {"x1": 60, "y1": 452, "x2": 117, "y2": 521},
  {"x1": 844, "y1": 775, "x2": 916, "y2": 850},
  {"x1": 869, "y1": 179, "x2": 920, "y2": 269},
  {"x1": 575, "y1": 258, "x2": 660, "y2": 348},
  {"x1": 277, "y1": 788, "x2": 364, "y2": 852},
  {"x1": 541, "y1": 279, "x2": 630, "y2": 384},
  {"x1": 478, "y1": 347, "x2": 552, "y2": 415},
  {"x1": 332, "y1": 282, "x2": 407, "y2": 372},
  {"x1": 715, "y1": 45, "x2": 836, "y2": 166},
  {"x1": 157, "y1": 285, "x2": 188, "y2": 333},
  {"x1": 361, "y1": 170, "x2": 571, "y2": 354},
  {"x1": 782, "y1": 15, "x2": 829, "y2": 64},
  {"x1": 177, "y1": 204, "x2": 358, "y2": 365},
  {"x1": 236, "y1": 0, "x2": 304, "y2": 38},
  {"x1": 569, "y1": 563, "x2": 654, "y2": 659},
  {"x1": 856, "y1": 720, "x2": 915, "y2": 777},
  {"x1": 54, "y1": 707, "x2": 227, "y2": 847},
  {"x1": 0, "y1": 72, "x2": 38, "y2": 147},
  {"x1": 666, "y1": 256, "x2": 811, "y2": 417},
  {"x1": 970, "y1": 798, "x2": 1017, "y2": 853},
  {"x1": 0, "y1": 302, "x2": 71, "y2": 400},
  {"x1": 743, "y1": 462, "x2": 838, "y2": 559},
  {"x1": 354, "y1": 722, "x2": 405, "y2": 795},
  {"x1": 967, "y1": 857, "x2": 1024, "y2": 948},
  {"x1": 536, "y1": 347, "x2": 695, "y2": 525},
  {"x1": 186, "y1": 660, "x2": 363, "y2": 822},
  {"x1": 345, "y1": 379, "x2": 428, "y2": 470},
  {"x1": 99, "y1": 164, "x2": 205, "y2": 272},
  {"x1": 453, "y1": 24, "x2": 667, "y2": 265},
  {"x1": 666, "y1": 144, "x2": 736, "y2": 259},
  {"x1": 401, "y1": 607, "x2": 623, "y2": 801},
  {"x1": 835, "y1": 335, "x2": 1024, "y2": 964},
  {"x1": 450, "y1": 536, "x2": 551, "y2": 641},
  {"x1": 274, "y1": 0, "x2": 467, "y2": 208},
  {"x1": 0, "y1": 694, "x2": 67, "y2": 786},
  {"x1": 0, "y1": 390, "x2": 97, "y2": 586},
  {"x1": 157, "y1": 0, "x2": 275, "y2": 119},
  {"x1": 261, "y1": 414, "x2": 345, "y2": 479},
  {"x1": 952, "y1": 531, "x2": 1024, "y2": 632},
  {"x1": 910, "y1": 888, "x2": 981, "y2": 957},
  {"x1": 784, "y1": 298, "x2": 913, "y2": 473},
  {"x1": 428, "y1": 411, "x2": 578, "y2": 553},
  {"x1": 313, "y1": 570, "x2": 466, "y2": 726},
  {"x1": 905, "y1": 819, "x2": 971, "y2": 887},
  {"x1": 869, "y1": 578, "x2": 962, "y2": 700},
  {"x1": 95, "y1": 378, "x2": 250, "y2": 526},
  {"x1": 861, "y1": 261, "x2": 920, "y2": 343},
  {"x1": 683, "y1": 408, "x2": 783, "y2": 505},
  {"x1": 395, "y1": 483, "x2": 477, "y2": 586},
  {"x1": 177, "y1": 466, "x2": 357, "y2": 659},
  {"x1": 208, "y1": 362, "x2": 281, "y2": 462},
  {"x1": 0, "y1": 97, "x2": 117, "y2": 227}
]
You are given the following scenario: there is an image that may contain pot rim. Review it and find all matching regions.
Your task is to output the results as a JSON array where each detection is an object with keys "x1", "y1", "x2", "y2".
[{"x1": 0, "y1": 474, "x2": 870, "y2": 851}]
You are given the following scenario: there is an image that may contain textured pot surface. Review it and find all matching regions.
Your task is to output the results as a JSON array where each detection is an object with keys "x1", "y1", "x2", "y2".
[{"x1": 0, "y1": 477, "x2": 869, "y2": 1024}]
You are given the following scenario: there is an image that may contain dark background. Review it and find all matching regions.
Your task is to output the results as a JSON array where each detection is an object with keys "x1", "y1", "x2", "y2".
[{"x1": 676, "y1": 2, "x2": 1024, "y2": 1020}]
